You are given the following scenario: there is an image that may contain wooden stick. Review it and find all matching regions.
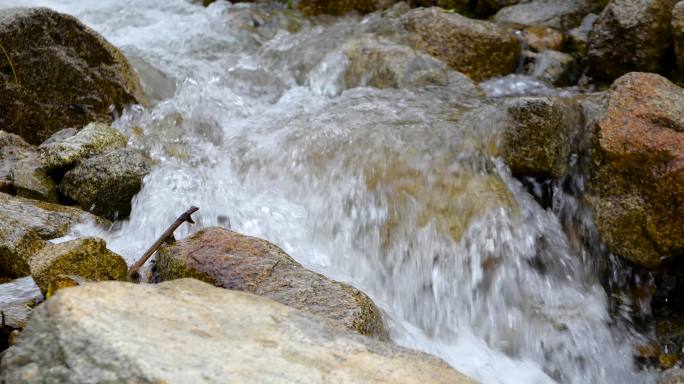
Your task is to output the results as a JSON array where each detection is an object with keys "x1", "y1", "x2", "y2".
[{"x1": 128, "y1": 206, "x2": 199, "y2": 281}]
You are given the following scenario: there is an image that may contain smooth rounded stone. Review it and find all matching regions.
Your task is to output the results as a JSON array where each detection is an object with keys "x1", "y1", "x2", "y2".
[
  {"x1": 403, "y1": 7, "x2": 520, "y2": 81},
  {"x1": 568, "y1": 13, "x2": 598, "y2": 53},
  {"x1": 674, "y1": 1, "x2": 684, "y2": 73},
  {"x1": 528, "y1": 50, "x2": 581, "y2": 86},
  {"x1": 0, "y1": 277, "x2": 43, "y2": 330},
  {"x1": 500, "y1": 96, "x2": 583, "y2": 178},
  {"x1": 494, "y1": 0, "x2": 605, "y2": 30},
  {"x1": 523, "y1": 25, "x2": 566, "y2": 52},
  {"x1": 29, "y1": 237, "x2": 128, "y2": 295},
  {"x1": 59, "y1": 148, "x2": 151, "y2": 220},
  {"x1": 0, "y1": 8, "x2": 144, "y2": 145},
  {"x1": 298, "y1": 0, "x2": 398, "y2": 15},
  {"x1": 0, "y1": 279, "x2": 477, "y2": 384},
  {"x1": 0, "y1": 131, "x2": 35, "y2": 188},
  {"x1": 0, "y1": 192, "x2": 107, "y2": 240},
  {"x1": 342, "y1": 36, "x2": 450, "y2": 89},
  {"x1": 586, "y1": 72, "x2": 684, "y2": 268},
  {"x1": 39, "y1": 122, "x2": 128, "y2": 172},
  {"x1": 587, "y1": 0, "x2": 679, "y2": 81},
  {"x1": 156, "y1": 227, "x2": 386, "y2": 338},
  {"x1": 9, "y1": 156, "x2": 58, "y2": 203}
]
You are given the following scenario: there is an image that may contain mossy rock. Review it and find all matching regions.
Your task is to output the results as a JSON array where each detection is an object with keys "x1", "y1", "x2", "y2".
[
  {"x1": 0, "y1": 8, "x2": 145, "y2": 145},
  {"x1": 59, "y1": 148, "x2": 152, "y2": 220},
  {"x1": 29, "y1": 237, "x2": 128, "y2": 295},
  {"x1": 587, "y1": 72, "x2": 684, "y2": 267},
  {"x1": 0, "y1": 218, "x2": 46, "y2": 279},
  {"x1": 156, "y1": 227, "x2": 386, "y2": 338},
  {"x1": 39, "y1": 122, "x2": 128, "y2": 172}
]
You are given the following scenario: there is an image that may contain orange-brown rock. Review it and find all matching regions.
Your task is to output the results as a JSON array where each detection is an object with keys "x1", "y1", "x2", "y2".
[
  {"x1": 155, "y1": 227, "x2": 385, "y2": 338},
  {"x1": 587, "y1": 72, "x2": 684, "y2": 267},
  {"x1": 523, "y1": 26, "x2": 565, "y2": 52}
]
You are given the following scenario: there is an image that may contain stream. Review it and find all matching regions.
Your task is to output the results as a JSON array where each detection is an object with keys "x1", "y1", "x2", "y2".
[{"x1": 0, "y1": 1, "x2": 657, "y2": 383}]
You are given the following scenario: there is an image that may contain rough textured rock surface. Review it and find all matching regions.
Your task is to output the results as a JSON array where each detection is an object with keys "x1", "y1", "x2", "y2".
[
  {"x1": 0, "y1": 218, "x2": 46, "y2": 279},
  {"x1": 403, "y1": 7, "x2": 520, "y2": 81},
  {"x1": 494, "y1": 0, "x2": 605, "y2": 31},
  {"x1": 29, "y1": 238, "x2": 127, "y2": 295},
  {"x1": 0, "y1": 8, "x2": 144, "y2": 145},
  {"x1": 0, "y1": 192, "x2": 106, "y2": 240},
  {"x1": 156, "y1": 227, "x2": 385, "y2": 338},
  {"x1": 523, "y1": 25, "x2": 565, "y2": 52},
  {"x1": 587, "y1": 0, "x2": 679, "y2": 81},
  {"x1": 39, "y1": 122, "x2": 128, "y2": 172},
  {"x1": 0, "y1": 277, "x2": 42, "y2": 330},
  {"x1": 587, "y1": 72, "x2": 684, "y2": 267},
  {"x1": 9, "y1": 156, "x2": 58, "y2": 203},
  {"x1": 343, "y1": 36, "x2": 449, "y2": 89},
  {"x1": 674, "y1": 1, "x2": 684, "y2": 72},
  {"x1": 500, "y1": 96, "x2": 583, "y2": 178},
  {"x1": 0, "y1": 131, "x2": 35, "y2": 192},
  {"x1": 0, "y1": 279, "x2": 476, "y2": 384},
  {"x1": 59, "y1": 148, "x2": 151, "y2": 220}
]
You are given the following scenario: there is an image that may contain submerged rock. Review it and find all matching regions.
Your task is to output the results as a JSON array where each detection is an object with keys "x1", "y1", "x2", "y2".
[
  {"x1": 156, "y1": 227, "x2": 385, "y2": 338},
  {"x1": 59, "y1": 148, "x2": 151, "y2": 220},
  {"x1": 500, "y1": 96, "x2": 583, "y2": 178},
  {"x1": 342, "y1": 36, "x2": 450, "y2": 89},
  {"x1": 29, "y1": 238, "x2": 128, "y2": 295},
  {"x1": 0, "y1": 192, "x2": 106, "y2": 240},
  {"x1": 0, "y1": 8, "x2": 144, "y2": 145},
  {"x1": 587, "y1": 0, "x2": 678, "y2": 81},
  {"x1": 493, "y1": 0, "x2": 604, "y2": 31},
  {"x1": 39, "y1": 122, "x2": 128, "y2": 172},
  {"x1": 587, "y1": 72, "x2": 684, "y2": 267},
  {"x1": 528, "y1": 50, "x2": 580, "y2": 86},
  {"x1": 0, "y1": 279, "x2": 476, "y2": 384},
  {"x1": 9, "y1": 156, "x2": 58, "y2": 203},
  {"x1": 403, "y1": 7, "x2": 520, "y2": 81}
]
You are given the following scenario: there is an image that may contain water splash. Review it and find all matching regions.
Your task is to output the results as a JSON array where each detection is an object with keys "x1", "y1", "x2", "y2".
[{"x1": 1, "y1": 1, "x2": 656, "y2": 383}]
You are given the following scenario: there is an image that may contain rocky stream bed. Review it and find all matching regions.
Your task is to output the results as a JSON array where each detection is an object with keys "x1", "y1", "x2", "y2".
[{"x1": 1, "y1": 0, "x2": 684, "y2": 383}]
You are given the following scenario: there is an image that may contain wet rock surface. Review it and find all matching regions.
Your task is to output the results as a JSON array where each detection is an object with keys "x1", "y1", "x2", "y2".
[
  {"x1": 0, "y1": 8, "x2": 144, "y2": 145},
  {"x1": 59, "y1": 148, "x2": 151, "y2": 220},
  {"x1": 0, "y1": 279, "x2": 477, "y2": 384},
  {"x1": 29, "y1": 237, "x2": 128, "y2": 295},
  {"x1": 587, "y1": 72, "x2": 684, "y2": 268},
  {"x1": 403, "y1": 7, "x2": 520, "y2": 81},
  {"x1": 528, "y1": 50, "x2": 580, "y2": 86},
  {"x1": 0, "y1": 218, "x2": 46, "y2": 280},
  {"x1": 156, "y1": 227, "x2": 386, "y2": 338},
  {"x1": 587, "y1": 0, "x2": 679, "y2": 81},
  {"x1": 0, "y1": 277, "x2": 42, "y2": 330},
  {"x1": 500, "y1": 96, "x2": 583, "y2": 178}
]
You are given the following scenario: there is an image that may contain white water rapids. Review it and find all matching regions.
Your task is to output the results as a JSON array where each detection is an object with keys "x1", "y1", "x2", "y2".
[{"x1": 1, "y1": 1, "x2": 658, "y2": 383}]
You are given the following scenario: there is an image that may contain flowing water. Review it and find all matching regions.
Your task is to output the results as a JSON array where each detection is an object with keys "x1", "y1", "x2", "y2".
[{"x1": 1, "y1": 1, "x2": 658, "y2": 383}]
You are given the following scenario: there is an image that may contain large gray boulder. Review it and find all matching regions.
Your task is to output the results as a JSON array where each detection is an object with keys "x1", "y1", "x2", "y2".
[
  {"x1": 156, "y1": 227, "x2": 385, "y2": 338},
  {"x1": 0, "y1": 8, "x2": 144, "y2": 145},
  {"x1": 403, "y1": 7, "x2": 520, "y2": 81},
  {"x1": 0, "y1": 279, "x2": 477, "y2": 384},
  {"x1": 59, "y1": 148, "x2": 151, "y2": 220},
  {"x1": 587, "y1": 0, "x2": 679, "y2": 81}
]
